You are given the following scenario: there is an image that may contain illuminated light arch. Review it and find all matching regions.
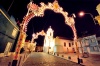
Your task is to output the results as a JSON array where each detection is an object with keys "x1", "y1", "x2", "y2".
[
  {"x1": 23, "y1": 1, "x2": 69, "y2": 29},
  {"x1": 13, "y1": 0, "x2": 78, "y2": 63},
  {"x1": 22, "y1": 0, "x2": 77, "y2": 40}
]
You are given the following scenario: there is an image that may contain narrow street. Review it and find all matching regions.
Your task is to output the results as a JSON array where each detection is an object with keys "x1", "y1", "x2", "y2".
[{"x1": 22, "y1": 52, "x2": 83, "y2": 66}]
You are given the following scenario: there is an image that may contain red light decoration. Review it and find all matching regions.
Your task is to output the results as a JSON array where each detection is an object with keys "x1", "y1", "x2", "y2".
[
  {"x1": 21, "y1": 0, "x2": 77, "y2": 48},
  {"x1": 27, "y1": 2, "x2": 38, "y2": 11},
  {"x1": 14, "y1": 0, "x2": 79, "y2": 62},
  {"x1": 14, "y1": 54, "x2": 18, "y2": 60},
  {"x1": 16, "y1": 48, "x2": 19, "y2": 52},
  {"x1": 21, "y1": 1, "x2": 78, "y2": 48},
  {"x1": 21, "y1": 0, "x2": 70, "y2": 32}
]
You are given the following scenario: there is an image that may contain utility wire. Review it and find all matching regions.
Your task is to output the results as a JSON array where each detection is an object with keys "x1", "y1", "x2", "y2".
[{"x1": 7, "y1": 0, "x2": 15, "y2": 13}]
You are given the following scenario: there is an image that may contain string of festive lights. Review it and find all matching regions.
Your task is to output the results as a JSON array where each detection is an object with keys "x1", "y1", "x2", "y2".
[{"x1": 13, "y1": 0, "x2": 78, "y2": 64}]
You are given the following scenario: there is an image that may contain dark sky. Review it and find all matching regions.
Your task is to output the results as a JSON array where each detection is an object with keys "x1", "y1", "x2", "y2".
[{"x1": 0, "y1": 0, "x2": 100, "y2": 44}]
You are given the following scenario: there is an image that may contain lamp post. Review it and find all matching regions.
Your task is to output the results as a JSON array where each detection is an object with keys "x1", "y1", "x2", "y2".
[
  {"x1": 66, "y1": 14, "x2": 81, "y2": 64},
  {"x1": 12, "y1": 23, "x2": 27, "y2": 66},
  {"x1": 79, "y1": 11, "x2": 96, "y2": 24}
]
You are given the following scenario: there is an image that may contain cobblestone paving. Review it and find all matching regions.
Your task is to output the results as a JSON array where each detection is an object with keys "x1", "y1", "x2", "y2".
[
  {"x1": 0, "y1": 56, "x2": 12, "y2": 66},
  {"x1": 22, "y1": 52, "x2": 83, "y2": 66}
]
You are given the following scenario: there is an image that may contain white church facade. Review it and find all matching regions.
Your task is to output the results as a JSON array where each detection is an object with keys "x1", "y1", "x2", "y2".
[
  {"x1": 43, "y1": 26, "x2": 77, "y2": 54},
  {"x1": 43, "y1": 26, "x2": 55, "y2": 53}
]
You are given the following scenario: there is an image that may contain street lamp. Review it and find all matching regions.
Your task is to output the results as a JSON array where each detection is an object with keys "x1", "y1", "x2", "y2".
[
  {"x1": 79, "y1": 11, "x2": 96, "y2": 24},
  {"x1": 66, "y1": 14, "x2": 81, "y2": 64}
]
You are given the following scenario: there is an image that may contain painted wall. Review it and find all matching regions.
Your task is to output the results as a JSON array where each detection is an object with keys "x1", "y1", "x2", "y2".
[
  {"x1": 43, "y1": 26, "x2": 55, "y2": 53},
  {"x1": 96, "y1": 37, "x2": 100, "y2": 51},
  {"x1": 54, "y1": 37, "x2": 76, "y2": 53},
  {"x1": 96, "y1": 4, "x2": 100, "y2": 15},
  {"x1": 78, "y1": 35, "x2": 100, "y2": 54},
  {"x1": 0, "y1": 8, "x2": 19, "y2": 53}
]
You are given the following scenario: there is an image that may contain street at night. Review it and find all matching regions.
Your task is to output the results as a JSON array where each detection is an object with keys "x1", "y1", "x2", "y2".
[
  {"x1": 22, "y1": 52, "x2": 83, "y2": 66},
  {"x1": 0, "y1": 0, "x2": 100, "y2": 66}
]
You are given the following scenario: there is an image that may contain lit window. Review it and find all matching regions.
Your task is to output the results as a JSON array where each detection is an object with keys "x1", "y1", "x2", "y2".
[
  {"x1": 12, "y1": 28, "x2": 18, "y2": 37},
  {"x1": 4, "y1": 42, "x2": 12, "y2": 56},
  {"x1": 91, "y1": 38, "x2": 95, "y2": 42}
]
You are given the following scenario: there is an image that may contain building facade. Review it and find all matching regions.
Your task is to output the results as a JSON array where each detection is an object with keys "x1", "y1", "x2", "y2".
[
  {"x1": 0, "y1": 7, "x2": 19, "y2": 55},
  {"x1": 96, "y1": 3, "x2": 100, "y2": 15},
  {"x1": 43, "y1": 26, "x2": 76, "y2": 54},
  {"x1": 54, "y1": 37, "x2": 75, "y2": 54},
  {"x1": 43, "y1": 26, "x2": 55, "y2": 53},
  {"x1": 95, "y1": 3, "x2": 100, "y2": 25},
  {"x1": 78, "y1": 35, "x2": 100, "y2": 54},
  {"x1": 97, "y1": 37, "x2": 100, "y2": 51}
]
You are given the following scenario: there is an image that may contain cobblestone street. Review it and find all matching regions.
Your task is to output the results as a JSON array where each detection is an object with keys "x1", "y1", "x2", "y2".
[{"x1": 22, "y1": 52, "x2": 83, "y2": 66}]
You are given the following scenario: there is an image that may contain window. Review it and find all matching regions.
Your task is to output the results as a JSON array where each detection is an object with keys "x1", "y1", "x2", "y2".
[
  {"x1": 69, "y1": 43, "x2": 71, "y2": 47},
  {"x1": 4, "y1": 42, "x2": 12, "y2": 56},
  {"x1": 50, "y1": 32, "x2": 51, "y2": 36},
  {"x1": 91, "y1": 38, "x2": 95, "y2": 42},
  {"x1": 12, "y1": 28, "x2": 18, "y2": 37},
  {"x1": 98, "y1": 40, "x2": 100, "y2": 44},
  {"x1": 49, "y1": 47, "x2": 51, "y2": 49},
  {"x1": 93, "y1": 46, "x2": 98, "y2": 51},
  {"x1": 72, "y1": 42, "x2": 74, "y2": 45},
  {"x1": 64, "y1": 42, "x2": 66, "y2": 47}
]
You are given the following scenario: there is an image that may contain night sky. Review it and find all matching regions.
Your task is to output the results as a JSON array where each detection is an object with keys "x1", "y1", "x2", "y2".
[{"x1": 0, "y1": 0, "x2": 100, "y2": 45}]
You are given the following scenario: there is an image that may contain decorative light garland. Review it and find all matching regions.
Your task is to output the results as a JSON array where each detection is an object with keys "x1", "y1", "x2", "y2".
[
  {"x1": 13, "y1": 1, "x2": 78, "y2": 63},
  {"x1": 22, "y1": 0, "x2": 74, "y2": 32}
]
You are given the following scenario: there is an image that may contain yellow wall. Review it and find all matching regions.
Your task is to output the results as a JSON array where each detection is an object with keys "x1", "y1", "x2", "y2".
[
  {"x1": 54, "y1": 37, "x2": 76, "y2": 53},
  {"x1": 96, "y1": 4, "x2": 100, "y2": 15}
]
